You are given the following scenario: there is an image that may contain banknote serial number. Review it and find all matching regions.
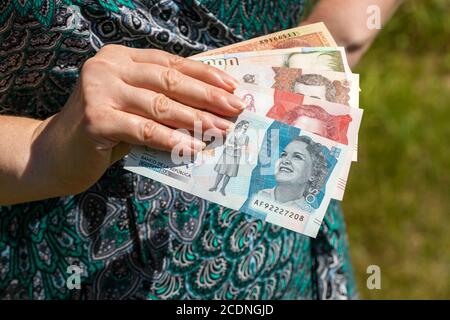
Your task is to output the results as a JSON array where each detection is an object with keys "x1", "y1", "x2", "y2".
[
  {"x1": 252, "y1": 199, "x2": 305, "y2": 222},
  {"x1": 258, "y1": 32, "x2": 299, "y2": 44}
]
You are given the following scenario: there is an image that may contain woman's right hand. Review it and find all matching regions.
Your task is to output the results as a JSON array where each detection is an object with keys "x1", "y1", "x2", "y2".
[{"x1": 29, "y1": 45, "x2": 245, "y2": 198}]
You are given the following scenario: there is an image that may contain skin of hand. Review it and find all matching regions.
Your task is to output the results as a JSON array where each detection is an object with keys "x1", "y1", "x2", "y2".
[
  {"x1": 302, "y1": 0, "x2": 403, "y2": 68},
  {"x1": 0, "y1": 45, "x2": 246, "y2": 205}
]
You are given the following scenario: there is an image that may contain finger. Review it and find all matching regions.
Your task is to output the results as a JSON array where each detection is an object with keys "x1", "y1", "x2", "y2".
[
  {"x1": 126, "y1": 48, "x2": 239, "y2": 92},
  {"x1": 116, "y1": 83, "x2": 233, "y2": 134},
  {"x1": 122, "y1": 62, "x2": 246, "y2": 116},
  {"x1": 97, "y1": 109, "x2": 206, "y2": 153}
]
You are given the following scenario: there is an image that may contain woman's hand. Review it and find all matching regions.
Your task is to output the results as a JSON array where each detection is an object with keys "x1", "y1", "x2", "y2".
[{"x1": 2, "y1": 45, "x2": 245, "y2": 204}]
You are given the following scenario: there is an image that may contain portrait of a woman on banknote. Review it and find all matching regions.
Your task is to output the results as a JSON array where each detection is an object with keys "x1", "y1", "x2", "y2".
[
  {"x1": 292, "y1": 74, "x2": 351, "y2": 105},
  {"x1": 266, "y1": 91, "x2": 353, "y2": 144},
  {"x1": 256, "y1": 136, "x2": 328, "y2": 208},
  {"x1": 243, "y1": 93, "x2": 256, "y2": 112},
  {"x1": 209, "y1": 120, "x2": 250, "y2": 196}
]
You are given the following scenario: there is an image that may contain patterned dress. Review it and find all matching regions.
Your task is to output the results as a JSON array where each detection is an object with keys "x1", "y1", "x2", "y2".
[{"x1": 0, "y1": 0, "x2": 357, "y2": 300}]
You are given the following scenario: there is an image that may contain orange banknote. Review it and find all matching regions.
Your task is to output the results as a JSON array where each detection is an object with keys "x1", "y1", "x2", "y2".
[{"x1": 193, "y1": 22, "x2": 337, "y2": 57}]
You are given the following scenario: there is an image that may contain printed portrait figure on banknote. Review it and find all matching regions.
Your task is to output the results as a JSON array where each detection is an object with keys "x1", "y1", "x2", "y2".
[
  {"x1": 243, "y1": 93, "x2": 256, "y2": 112},
  {"x1": 267, "y1": 67, "x2": 352, "y2": 106},
  {"x1": 292, "y1": 74, "x2": 350, "y2": 105},
  {"x1": 209, "y1": 120, "x2": 250, "y2": 196},
  {"x1": 242, "y1": 74, "x2": 257, "y2": 84},
  {"x1": 257, "y1": 136, "x2": 328, "y2": 208},
  {"x1": 266, "y1": 92, "x2": 353, "y2": 145},
  {"x1": 286, "y1": 51, "x2": 345, "y2": 73},
  {"x1": 272, "y1": 38, "x2": 311, "y2": 50}
]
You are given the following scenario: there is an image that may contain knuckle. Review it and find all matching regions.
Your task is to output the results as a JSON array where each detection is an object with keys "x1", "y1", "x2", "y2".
[
  {"x1": 98, "y1": 44, "x2": 122, "y2": 56},
  {"x1": 192, "y1": 109, "x2": 203, "y2": 124},
  {"x1": 151, "y1": 93, "x2": 171, "y2": 118},
  {"x1": 161, "y1": 68, "x2": 183, "y2": 92},
  {"x1": 82, "y1": 106, "x2": 105, "y2": 136},
  {"x1": 205, "y1": 86, "x2": 221, "y2": 104},
  {"x1": 168, "y1": 130, "x2": 184, "y2": 147},
  {"x1": 81, "y1": 58, "x2": 112, "y2": 81},
  {"x1": 80, "y1": 58, "x2": 97, "y2": 76},
  {"x1": 141, "y1": 120, "x2": 157, "y2": 142},
  {"x1": 79, "y1": 58, "x2": 120, "y2": 106},
  {"x1": 168, "y1": 54, "x2": 185, "y2": 70},
  {"x1": 206, "y1": 64, "x2": 220, "y2": 76}
]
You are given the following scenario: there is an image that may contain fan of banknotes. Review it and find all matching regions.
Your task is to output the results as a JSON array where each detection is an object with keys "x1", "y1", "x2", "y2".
[{"x1": 124, "y1": 23, "x2": 363, "y2": 238}]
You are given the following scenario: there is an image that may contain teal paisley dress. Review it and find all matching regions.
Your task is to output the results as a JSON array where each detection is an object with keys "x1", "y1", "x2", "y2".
[{"x1": 0, "y1": 0, "x2": 357, "y2": 299}]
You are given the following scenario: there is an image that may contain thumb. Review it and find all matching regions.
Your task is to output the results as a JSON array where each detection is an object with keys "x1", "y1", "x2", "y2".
[{"x1": 110, "y1": 142, "x2": 132, "y2": 164}]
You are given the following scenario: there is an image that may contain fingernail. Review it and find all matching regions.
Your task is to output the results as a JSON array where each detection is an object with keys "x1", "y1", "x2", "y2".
[
  {"x1": 215, "y1": 69, "x2": 239, "y2": 89},
  {"x1": 181, "y1": 147, "x2": 199, "y2": 158},
  {"x1": 177, "y1": 132, "x2": 205, "y2": 151},
  {"x1": 227, "y1": 94, "x2": 246, "y2": 111},
  {"x1": 222, "y1": 74, "x2": 240, "y2": 90},
  {"x1": 212, "y1": 117, "x2": 233, "y2": 130},
  {"x1": 191, "y1": 138, "x2": 206, "y2": 151}
]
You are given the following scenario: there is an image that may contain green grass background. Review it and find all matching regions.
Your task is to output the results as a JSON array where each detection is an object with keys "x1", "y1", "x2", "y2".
[{"x1": 342, "y1": 0, "x2": 450, "y2": 299}]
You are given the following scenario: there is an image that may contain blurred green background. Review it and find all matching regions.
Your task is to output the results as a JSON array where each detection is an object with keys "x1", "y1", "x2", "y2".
[{"x1": 342, "y1": 0, "x2": 450, "y2": 299}]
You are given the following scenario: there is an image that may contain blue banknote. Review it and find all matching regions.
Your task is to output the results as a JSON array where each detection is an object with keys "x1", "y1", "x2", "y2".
[{"x1": 124, "y1": 111, "x2": 350, "y2": 238}]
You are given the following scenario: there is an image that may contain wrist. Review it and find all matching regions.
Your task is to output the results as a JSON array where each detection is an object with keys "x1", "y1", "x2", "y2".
[
  {"x1": 25, "y1": 114, "x2": 72, "y2": 198},
  {"x1": 0, "y1": 116, "x2": 44, "y2": 204},
  {"x1": 26, "y1": 112, "x2": 93, "y2": 199}
]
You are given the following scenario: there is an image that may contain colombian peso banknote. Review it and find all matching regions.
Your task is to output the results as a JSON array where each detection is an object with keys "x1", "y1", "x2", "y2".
[
  {"x1": 192, "y1": 47, "x2": 352, "y2": 74},
  {"x1": 124, "y1": 111, "x2": 351, "y2": 238},
  {"x1": 124, "y1": 23, "x2": 363, "y2": 235},
  {"x1": 222, "y1": 65, "x2": 360, "y2": 108},
  {"x1": 234, "y1": 84, "x2": 363, "y2": 200},
  {"x1": 193, "y1": 22, "x2": 337, "y2": 57},
  {"x1": 197, "y1": 54, "x2": 360, "y2": 162}
]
